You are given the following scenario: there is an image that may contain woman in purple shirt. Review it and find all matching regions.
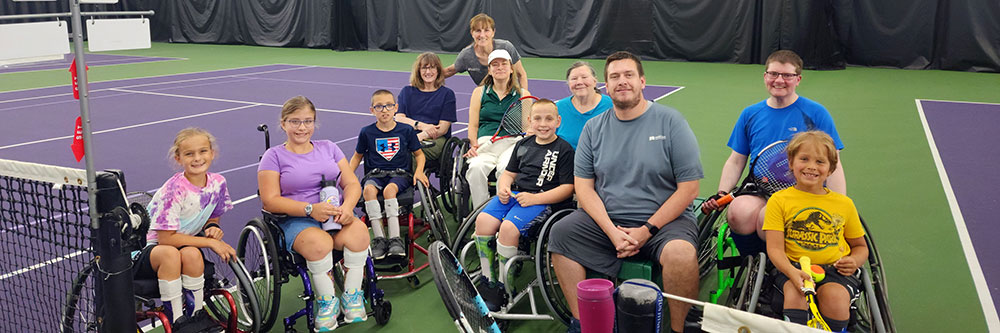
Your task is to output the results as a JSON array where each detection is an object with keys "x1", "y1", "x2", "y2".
[{"x1": 257, "y1": 96, "x2": 371, "y2": 330}]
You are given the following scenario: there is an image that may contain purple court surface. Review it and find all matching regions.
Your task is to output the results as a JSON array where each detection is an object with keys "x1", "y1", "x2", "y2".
[
  {"x1": 0, "y1": 64, "x2": 681, "y2": 298},
  {"x1": 919, "y1": 99, "x2": 1000, "y2": 318},
  {"x1": 0, "y1": 53, "x2": 180, "y2": 74}
]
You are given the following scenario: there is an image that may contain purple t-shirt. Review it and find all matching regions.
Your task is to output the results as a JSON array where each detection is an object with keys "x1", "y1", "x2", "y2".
[
  {"x1": 257, "y1": 140, "x2": 346, "y2": 204},
  {"x1": 146, "y1": 172, "x2": 233, "y2": 244}
]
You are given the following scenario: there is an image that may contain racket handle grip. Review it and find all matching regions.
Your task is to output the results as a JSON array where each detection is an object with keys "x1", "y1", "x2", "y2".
[
  {"x1": 700, "y1": 193, "x2": 736, "y2": 214},
  {"x1": 799, "y1": 256, "x2": 816, "y2": 291}
]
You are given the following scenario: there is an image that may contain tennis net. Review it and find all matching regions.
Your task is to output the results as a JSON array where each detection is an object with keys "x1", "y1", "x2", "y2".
[{"x1": 0, "y1": 158, "x2": 96, "y2": 332}]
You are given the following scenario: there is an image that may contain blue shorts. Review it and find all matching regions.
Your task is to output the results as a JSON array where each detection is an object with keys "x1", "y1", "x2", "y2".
[
  {"x1": 480, "y1": 192, "x2": 551, "y2": 237},
  {"x1": 364, "y1": 176, "x2": 411, "y2": 193},
  {"x1": 278, "y1": 217, "x2": 324, "y2": 253}
]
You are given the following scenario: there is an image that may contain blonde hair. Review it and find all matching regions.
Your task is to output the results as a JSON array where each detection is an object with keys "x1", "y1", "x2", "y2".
[
  {"x1": 469, "y1": 13, "x2": 495, "y2": 31},
  {"x1": 167, "y1": 127, "x2": 218, "y2": 165},
  {"x1": 786, "y1": 130, "x2": 838, "y2": 173},
  {"x1": 280, "y1": 95, "x2": 316, "y2": 123},
  {"x1": 531, "y1": 99, "x2": 557, "y2": 115},
  {"x1": 409, "y1": 52, "x2": 445, "y2": 89}
]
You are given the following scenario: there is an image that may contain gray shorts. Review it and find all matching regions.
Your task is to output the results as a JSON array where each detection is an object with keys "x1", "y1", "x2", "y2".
[{"x1": 546, "y1": 209, "x2": 698, "y2": 277}]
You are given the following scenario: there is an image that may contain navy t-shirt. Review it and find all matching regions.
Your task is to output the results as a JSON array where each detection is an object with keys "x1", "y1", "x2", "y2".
[
  {"x1": 397, "y1": 86, "x2": 458, "y2": 139},
  {"x1": 355, "y1": 123, "x2": 421, "y2": 173}
]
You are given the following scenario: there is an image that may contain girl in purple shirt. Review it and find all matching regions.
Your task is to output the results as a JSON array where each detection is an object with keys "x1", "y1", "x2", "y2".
[{"x1": 257, "y1": 96, "x2": 371, "y2": 330}]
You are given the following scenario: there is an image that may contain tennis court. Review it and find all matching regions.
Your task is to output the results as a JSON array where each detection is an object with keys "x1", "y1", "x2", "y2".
[{"x1": 0, "y1": 56, "x2": 680, "y2": 332}]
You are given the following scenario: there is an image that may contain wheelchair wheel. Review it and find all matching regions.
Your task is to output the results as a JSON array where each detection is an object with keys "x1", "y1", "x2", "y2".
[
  {"x1": 61, "y1": 260, "x2": 98, "y2": 333},
  {"x1": 696, "y1": 208, "x2": 728, "y2": 279},
  {"x1": 438, "y1": 137, "x2": 463, "y2": 213},
  {"x1": 534, "y1": 209, "x2": 576, "y2": 326},
  {"x1": 448, "y1": 139, "x2": 472, "y2": 221},
  {"x1": 417, "y1": 182, "x2": 450, "y2": 244},
  {"x1": 726, "y1": 252, "x2": 767, "y2": 313},
  {"x1": 449, "y1": 201, "x2": 491, "y2": 270},
  {"x1": 850, "y1": 218, "x2": 895, "y2": 333},
  {"x1": 202, "y1": 253, "x2": 262, "y2": 333},
  {"x1": 237, "y1": 218, "x2": 281, "y2": 331}
]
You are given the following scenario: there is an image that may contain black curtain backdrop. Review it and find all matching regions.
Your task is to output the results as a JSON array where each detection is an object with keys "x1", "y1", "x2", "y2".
[{"x1": 1, "y1": 0, "x2": 996, "y2": 72}]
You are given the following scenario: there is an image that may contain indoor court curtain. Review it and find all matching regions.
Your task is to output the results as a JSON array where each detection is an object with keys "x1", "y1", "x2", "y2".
[{"x1": 166, "y1": 0, "x2": 332, "y2": 48}]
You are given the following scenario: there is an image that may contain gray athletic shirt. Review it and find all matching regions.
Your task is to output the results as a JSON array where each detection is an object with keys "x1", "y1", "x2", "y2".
[
  {"x1": 575, "y1": 102, "x2": 704, "y2": 225},
  {"x1": 453, "y1": 39, "x2": 521, "y2": 86}
]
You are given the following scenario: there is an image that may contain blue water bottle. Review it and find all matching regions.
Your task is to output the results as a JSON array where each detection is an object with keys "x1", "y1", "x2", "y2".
[{"x1": 319, "y1": 174, "x2": 342, "y2": 231}]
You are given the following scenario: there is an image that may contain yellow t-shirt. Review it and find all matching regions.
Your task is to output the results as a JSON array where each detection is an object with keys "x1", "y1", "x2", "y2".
[{"x1": 762, "y1": 187, "x2": 865, "y2": 265}]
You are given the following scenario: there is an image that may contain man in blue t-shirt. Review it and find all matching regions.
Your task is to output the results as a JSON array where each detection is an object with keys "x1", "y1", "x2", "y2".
[
  {"x1": 547, "y1": 51, "x2": 703, "y2": 333},
  {"x1": 702, "y1": 50, "x2": 847, "y2": 256},
  {"x1": 349, "y1": 90, "x2": 429, "y2": 260}
]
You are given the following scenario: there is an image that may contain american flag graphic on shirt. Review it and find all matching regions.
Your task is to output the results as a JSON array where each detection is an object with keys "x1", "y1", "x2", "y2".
[{"x1": 376, "y1": 137, "x2": 400, "y2": 161}]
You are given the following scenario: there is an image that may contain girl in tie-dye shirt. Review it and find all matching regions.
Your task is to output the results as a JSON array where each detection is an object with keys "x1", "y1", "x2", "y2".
[{"x1": 133, "y1": 128, "x2": 235, "y2": 328}]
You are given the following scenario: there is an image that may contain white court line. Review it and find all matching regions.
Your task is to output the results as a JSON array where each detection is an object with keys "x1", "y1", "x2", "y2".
[
  {"x1": 653, "y1": 86, "x2": 684, "y2": 101},
  {"x1": 110, "y1": 87, "x2": 374, "y2": 118},
  {"x1": 0, "y1": 64, "x2": 313, "y2": 103},
  {"x1": 0, "y1": 249, "x2": 87, "y2": 281},
  {"x1": 3, "y1": 56, "x2": 180, "y2": 71},
  {"x1": 915, "y1": 99, "x2": 1000, "y2": 331},
  {"x1": 0, "y1": 104, "x2": 261, "y2": 151}
]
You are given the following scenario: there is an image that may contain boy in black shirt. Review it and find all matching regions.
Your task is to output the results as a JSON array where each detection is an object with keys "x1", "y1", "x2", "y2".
[{"x1": 472, "y1": 99, "x2": 575, "y2": 310}]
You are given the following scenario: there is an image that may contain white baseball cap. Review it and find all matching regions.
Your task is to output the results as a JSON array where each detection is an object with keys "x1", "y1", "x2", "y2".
[{"x1": 487, "y1": 49, "x2": 512, "y2": 65}]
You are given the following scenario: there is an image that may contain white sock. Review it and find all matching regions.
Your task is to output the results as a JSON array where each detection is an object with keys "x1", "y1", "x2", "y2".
[
  {"x1": 365, "y1": 200, "x2": 385, "y2": 238},
  {"x1": 158, "y1": 278, "x2": 183, "y2": 322},
  {"x1": 497, "y1": 242, "x2": 518, "y2": 285},
  {"x1": 306, "y1": 252, "x2": 336, "y2": 298},
  {"x1": 343, "y1": 247, "x2": 368, "y2": 292},
  {"x1": 181, "y1": 274, "x2": 205, "y2": 315},
  {"x1": 385, "y1": 198, "x2": 400, "y2": 239}
]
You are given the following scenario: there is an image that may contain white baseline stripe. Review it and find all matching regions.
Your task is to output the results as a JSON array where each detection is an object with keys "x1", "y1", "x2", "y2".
[
  {"x1": 916, "y1": 99, "x2": 1000, "y2": 330},
  {"x1": 0, "y1": 250, "x2": 87, "y2": 281},
  {"x1": 0, "y1": 104, "x2": 261, "y2": 151}
]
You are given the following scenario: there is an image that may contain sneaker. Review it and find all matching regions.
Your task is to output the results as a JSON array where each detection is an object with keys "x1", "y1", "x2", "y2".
[
  {"x1": 371, "y1": 237, "x2": 388, "y2": 260},
  {"x1": 566, "y1": 317, "x2": 581, "y2": 333},
  {"x1": 387, "y1": 237, "x2": 406, "y2": 258},
  {"x1": 314, "y1": 295, "x2": 340, "y2": 332},
  {"x1": 171, "y1": 311, "x2": 223, "y2": 333},
  {"x1": 474, "y1": 279, "x2": 507, "y2": 312},
  {"x1": 341, "y1": 289, "x2": 368, "y2": 323}
]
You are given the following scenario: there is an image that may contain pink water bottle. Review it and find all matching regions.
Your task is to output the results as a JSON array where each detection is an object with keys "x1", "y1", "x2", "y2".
[{"x1": 577, "y1": 278, "x2": 615, "y2": 333}]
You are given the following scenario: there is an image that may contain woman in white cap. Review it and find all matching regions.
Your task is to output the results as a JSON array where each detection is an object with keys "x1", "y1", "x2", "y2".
[
  {"x1": 444, "y1": 13, "x2": 529, "y2": 89},
  {"x1": 464, "y1": 49, "x2": 532, "y2": 208}
]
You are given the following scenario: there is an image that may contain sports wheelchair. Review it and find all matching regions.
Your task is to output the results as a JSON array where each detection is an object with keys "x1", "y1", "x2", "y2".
[
  {"x1": 62, "y1": 191, "x2": 262, "y2": 333},
  {"x1": 357, "y1": 167, "x2": 450, "y2": 287},
  {"x1": 447, "y1": 197, "x2": 576, "y2": 328},
  {"x1": 696, "y1": 196, "x2": 896, "y2": 332},
  {"x1": 235, "y1": 124, "x2": 391, "y2": 332}
]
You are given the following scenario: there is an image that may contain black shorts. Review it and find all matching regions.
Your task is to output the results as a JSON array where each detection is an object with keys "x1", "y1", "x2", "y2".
[
  {"x1": 131, "y1": 244, "x2": 195, "y2": 280},
  {"x1": 545, "y1": 209, "x2": 698, "y2": 277},
  {"x1": 771, "y1": 263, "x2": 862, "y2": 302}
]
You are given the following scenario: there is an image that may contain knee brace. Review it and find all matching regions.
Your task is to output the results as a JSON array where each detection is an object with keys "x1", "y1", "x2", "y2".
[{"x1": 343, "y1": 247, "x2": 368, "y2": 291}]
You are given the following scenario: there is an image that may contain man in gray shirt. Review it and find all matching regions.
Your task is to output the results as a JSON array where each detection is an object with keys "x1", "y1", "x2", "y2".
[{"x1": 547, "y1": 51, "x2": 702, "y2": 333}]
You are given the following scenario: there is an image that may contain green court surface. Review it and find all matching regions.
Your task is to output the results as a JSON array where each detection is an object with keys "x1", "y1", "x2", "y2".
[{"x1": 3, "y1": 42, "x2": 998, "y2": 332}]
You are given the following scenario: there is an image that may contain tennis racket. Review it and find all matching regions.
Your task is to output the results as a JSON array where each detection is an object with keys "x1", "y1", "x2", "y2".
[
  {"x1": 489, "y1": 95, "x2": 538, "y2": 143},
  {"x1": 799, "y1": 256, "x2": 832, "y2": 331},
  {"x1": 429, "y1": 241, "x2": 502, "y2": 333},
  {"x1": 702, "y1": 140, "x2": 795, "y2": 214}
]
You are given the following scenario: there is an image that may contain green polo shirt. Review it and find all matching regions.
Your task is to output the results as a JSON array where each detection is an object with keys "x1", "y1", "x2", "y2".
[{"x1": 477, "y1": 84, "x2": 521, "y2": 138}]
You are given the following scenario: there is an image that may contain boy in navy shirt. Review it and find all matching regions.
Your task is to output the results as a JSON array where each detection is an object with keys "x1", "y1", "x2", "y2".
[{"x1": 349, "y1": 89, "x2": 430, "y2": 260}]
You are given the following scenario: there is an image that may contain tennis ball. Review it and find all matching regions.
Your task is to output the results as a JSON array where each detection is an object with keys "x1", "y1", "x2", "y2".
[{"x1": 809, "y1": 264, "x2": 825, "y2": 283}]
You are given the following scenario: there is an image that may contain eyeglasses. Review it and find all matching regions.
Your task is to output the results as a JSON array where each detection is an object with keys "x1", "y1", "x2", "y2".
[
  {"x1": 765, "y1": 71, "x2": 800, "y2": 80},
  {"x1": 284, "y1": 119, "x2": 315, "y2": 127},
  {"x1": 372, "y1": 104, "x2": 396, "y2": 112},
  {"x1": 420, "y1": 66, "x2": 437, "y2": 72}
]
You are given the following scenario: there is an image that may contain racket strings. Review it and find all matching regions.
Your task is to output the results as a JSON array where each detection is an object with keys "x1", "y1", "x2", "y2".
[
  {"x1": 438, "y1": 247, "x2": 497, "y2": 332},
  {"x1": 497, "y1": 104, "x2": 524, "y2": 137},
  {"x1": 750, "y1": 142, "x2": 795, "y2": 195}
]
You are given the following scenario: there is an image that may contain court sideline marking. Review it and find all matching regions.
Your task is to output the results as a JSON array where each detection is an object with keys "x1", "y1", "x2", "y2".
[{"x1": 915, "y1": 99, "x2": 1000, "y2": 330}]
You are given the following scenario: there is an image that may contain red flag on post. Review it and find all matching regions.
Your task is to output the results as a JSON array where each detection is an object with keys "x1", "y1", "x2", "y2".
[
  {"x1": 69, "y1": 59, "x2": 88, "y2": 100},
  {"x1": 71, "y1": 116, "x2": 85, "y2": 162}
]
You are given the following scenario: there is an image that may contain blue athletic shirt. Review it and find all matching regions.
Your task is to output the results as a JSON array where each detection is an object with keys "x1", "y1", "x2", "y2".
[
  {"x1": 355, "y1": 122, "x2": 421, "y2": 174},
  {"x1": 727, "y1": 96, "x2": 844, "y2": 159},
  {"x1": 555, "y1": 94, "x2": 613, "y2": 149}
]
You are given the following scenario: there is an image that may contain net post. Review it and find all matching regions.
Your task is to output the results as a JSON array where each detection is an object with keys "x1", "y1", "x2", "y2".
[
  {"x1": 95, "y1": 170, "x2": 134, "y2": 333},
  {"x1": 68, "y1": 0, "x2": 99, "y2": 231}
]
